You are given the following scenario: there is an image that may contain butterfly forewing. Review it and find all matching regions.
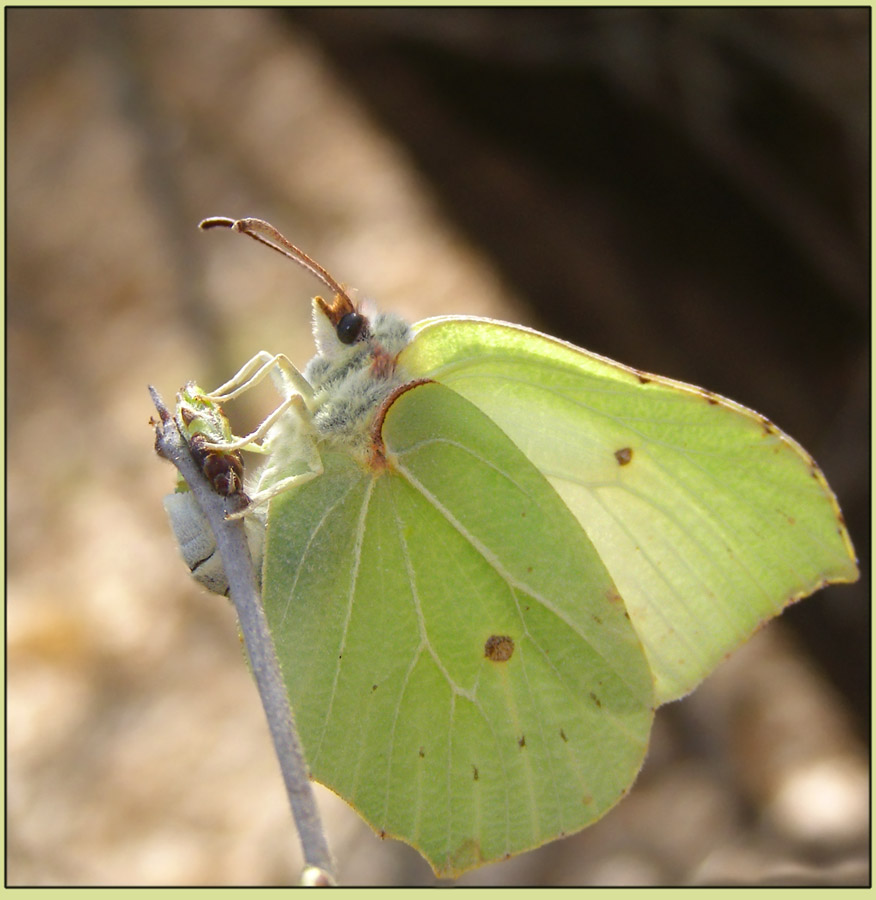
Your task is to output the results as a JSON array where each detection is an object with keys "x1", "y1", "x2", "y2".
[{"x1": 400, "y1": 318, "x2": 858, "y2": 704}]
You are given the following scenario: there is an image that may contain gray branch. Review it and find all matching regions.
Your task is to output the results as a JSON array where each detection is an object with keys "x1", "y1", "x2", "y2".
[{"x1": 150, "y1": 386, "x2": 336, "y2": 886}]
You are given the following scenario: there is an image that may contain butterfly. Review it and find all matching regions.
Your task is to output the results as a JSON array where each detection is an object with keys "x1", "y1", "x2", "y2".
[{"x1": 163, "y1": 216, "x2": 857, "y2": 877}]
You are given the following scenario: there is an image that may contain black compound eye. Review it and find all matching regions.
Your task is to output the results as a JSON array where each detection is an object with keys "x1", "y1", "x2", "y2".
[{"x1": 337, "y1": 311, "x2": 365, "y2": 344}]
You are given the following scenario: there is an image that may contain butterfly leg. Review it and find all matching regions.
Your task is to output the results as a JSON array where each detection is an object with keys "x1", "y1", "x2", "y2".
[
  {"x1": 200, "y1": 353, "x2": 317, "y2": 455},
  {"x1": 241, "y1": 455, "x2": 324, "y2": 513},
  {"x1": 224, "y1": 398, "x2": 325, "y2": 518},
  {"x1": 207, "y1": 351, "x2": 315, "y2": 409},
  {"x1": 200, "y1": 393, "x2": 305, "y2": 454}
]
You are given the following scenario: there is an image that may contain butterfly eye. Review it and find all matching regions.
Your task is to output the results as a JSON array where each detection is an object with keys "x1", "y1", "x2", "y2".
[{"x1": 336, "y1": 311, "x2": 365, "y2": 345}]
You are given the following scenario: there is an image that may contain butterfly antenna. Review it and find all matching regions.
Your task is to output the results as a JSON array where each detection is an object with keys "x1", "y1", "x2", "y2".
[{"x1": 200, "y1": 217, "x2": 353, "y2": 305}]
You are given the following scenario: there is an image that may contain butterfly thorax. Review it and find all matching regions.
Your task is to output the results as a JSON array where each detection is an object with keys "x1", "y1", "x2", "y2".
[{"x1": 304, "y1": 310, "x2": 413, "y2": 458}]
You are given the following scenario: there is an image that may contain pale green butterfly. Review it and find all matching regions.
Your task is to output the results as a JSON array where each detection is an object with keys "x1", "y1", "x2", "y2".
[{"x1": 168, "y1": 216, "x2": 858, "y2": 877}]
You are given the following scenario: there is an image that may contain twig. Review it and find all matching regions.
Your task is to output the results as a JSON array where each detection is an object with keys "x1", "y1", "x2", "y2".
[{"x1": 150, "y1": 386, "x2": 336, "y2": 886}]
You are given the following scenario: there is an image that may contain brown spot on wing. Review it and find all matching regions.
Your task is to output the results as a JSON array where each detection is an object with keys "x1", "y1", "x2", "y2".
[
  {"x1": 701, "y1": 390, "x2": 719, "y2": 405},
  {"x1": 760, "y1": 415, "x2": 777, "y2": 436},
  {"x1": 614, "y1": 447, "x2": 633, "y2": 466},
  {"x1": 484, "y1": 634, "x2": 514, "y2": 661}
]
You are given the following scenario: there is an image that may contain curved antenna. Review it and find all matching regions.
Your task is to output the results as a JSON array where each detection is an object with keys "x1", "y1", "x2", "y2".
[{"x1": 199, "y1": 217, "x2": 353, "y2": 305}]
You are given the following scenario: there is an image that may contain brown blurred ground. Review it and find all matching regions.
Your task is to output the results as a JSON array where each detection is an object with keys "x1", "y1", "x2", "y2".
[{"x1": 7, "y1": 8, "x2": 868, "y2": 886}]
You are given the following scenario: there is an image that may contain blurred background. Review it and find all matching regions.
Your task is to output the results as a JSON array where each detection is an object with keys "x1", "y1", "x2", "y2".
[{"x1": 7, "y1": 7, "x2": 869, "y2": 887}]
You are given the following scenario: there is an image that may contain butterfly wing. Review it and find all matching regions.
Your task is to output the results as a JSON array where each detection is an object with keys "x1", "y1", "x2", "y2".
[
  {"x1": 400, "y1": 318, "x2": 858, "y2": 705},
  {"x1": 261, "y1": 381, "x2": 653, "y2": 876}
]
